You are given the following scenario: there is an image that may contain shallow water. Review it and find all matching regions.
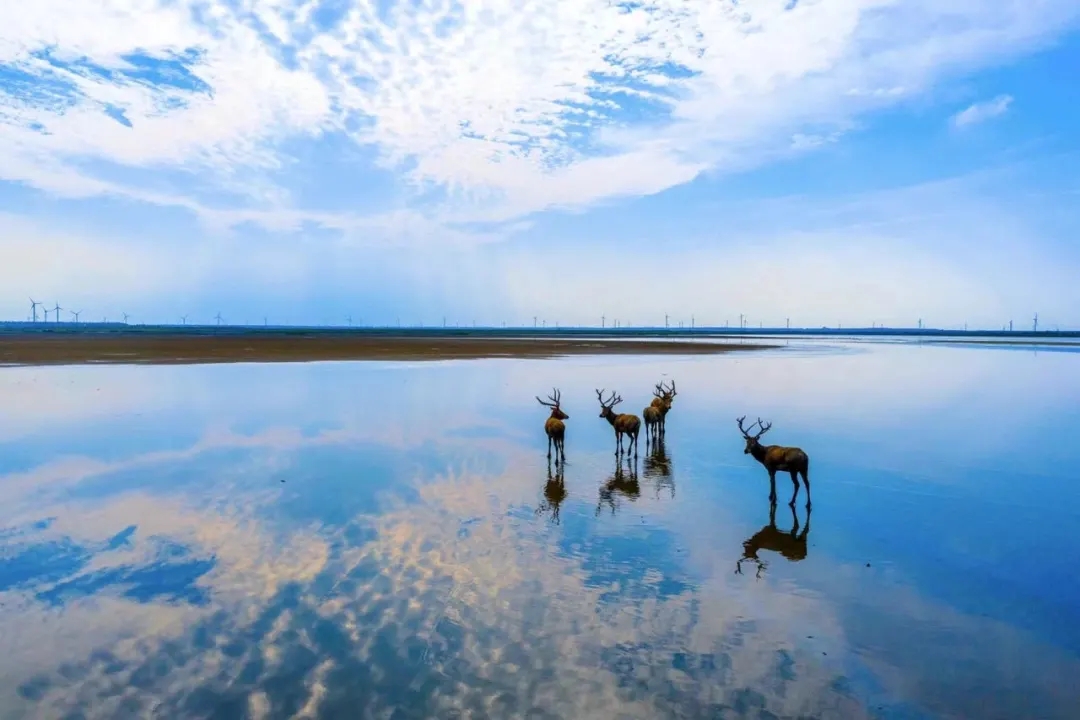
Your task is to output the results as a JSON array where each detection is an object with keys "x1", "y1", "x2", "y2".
[{"x1": 1, "y1": 341, "x2": 1079, "y2": 719}]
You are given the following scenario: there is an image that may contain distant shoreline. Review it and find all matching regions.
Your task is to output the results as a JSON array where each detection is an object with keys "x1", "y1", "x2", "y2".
[
  {"x1": 1, "y1": 322, "x2": 1074, "y2": 340},
  {"x1": 0, "y1": 331, "x2": 777, "y2": 366}
]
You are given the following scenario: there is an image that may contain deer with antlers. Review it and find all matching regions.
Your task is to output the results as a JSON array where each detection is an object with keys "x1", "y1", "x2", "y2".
[
  {"x1": 735, "y1": 503, "x2": 811, "y2": 578},
  {"x1": 643, "y1": 380, "x2": 676, "y2": 443},
  {"x1": 596, "y1": 389, "x2": 641, "y2": 456},
  {"x1": 536, "y1": 388, "x2": 569, "y2": 463},
  {"x1": 737, "y1": 416, "x2": 811, "y2": 507}
]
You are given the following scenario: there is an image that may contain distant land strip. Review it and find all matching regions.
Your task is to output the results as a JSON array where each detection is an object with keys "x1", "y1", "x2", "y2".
[{"x1": 0, "y1": 331, "x2": 778, "y2": 366}]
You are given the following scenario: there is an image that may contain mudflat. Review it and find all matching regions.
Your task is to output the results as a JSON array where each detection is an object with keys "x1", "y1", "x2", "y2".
[{"x1": 0, "y1": 331, "x2": 777, "y2": 366}]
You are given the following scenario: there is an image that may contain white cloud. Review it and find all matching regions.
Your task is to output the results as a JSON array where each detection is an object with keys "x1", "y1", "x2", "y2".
[
  {"x1": 0, "y1": 1, "x2": 1077, "y2": 229},
  {"x1": 951, "y1": 94, "x2": 1014, "y2": 128}
]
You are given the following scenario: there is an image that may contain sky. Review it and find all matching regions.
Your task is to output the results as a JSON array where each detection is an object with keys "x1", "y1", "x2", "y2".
[{"x1": 1, "y1": 0, "x2": 1079, "y2": 329}]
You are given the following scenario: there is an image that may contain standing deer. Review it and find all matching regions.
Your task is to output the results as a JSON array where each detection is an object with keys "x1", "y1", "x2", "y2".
[
  {"x1": 643, "y1": 391, "x2": 664, "y2": 444},
  {"x1": 643, "y1": 380, "x2": 676, "y2": 443},
  {"x1": 735, "y1": 503, "x2": 811, "y2": 578},
  {"x1": 596, "y1": 389, "x2": 641, "y2": 456},
  {"x1": 737, "y1": 416, "x2": 811, "y2": 508},
  {"x1": 536, "y1": 388, "x2": 569, "y2": 463}
]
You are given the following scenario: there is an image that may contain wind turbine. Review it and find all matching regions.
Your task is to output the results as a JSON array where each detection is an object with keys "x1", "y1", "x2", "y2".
[
  {"x1": 214, "y1": 312, "x2": 224, "y2": 326},
  {"x1": 70, "y1": 310, "x2": 81, "y2": 324},
  {"x1": 122, "y1": 312, "x2": 130, "y2": 324},
  {"x1": 53, "y1": 302, "x2": 62, "y2": 322},
  {"x1": 180, "y1": 315, "x2": 187, "y2": 325},
  {"x1": 29, "y1": 298, "x2": 41, "y2": 322},
  {"x1": 347, "y1": 315, "x2": 352, "y2": 327}
]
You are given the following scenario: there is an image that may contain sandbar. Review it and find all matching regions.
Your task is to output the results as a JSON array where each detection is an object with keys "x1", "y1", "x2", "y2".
[{"x1": 0, "y1": 331, "x2": 777, "y2": 366}]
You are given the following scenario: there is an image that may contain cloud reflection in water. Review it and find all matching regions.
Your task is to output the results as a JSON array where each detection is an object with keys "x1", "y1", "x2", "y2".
[{"x1": 1, "y1": 342, "x2": 1079, "y2": 718}]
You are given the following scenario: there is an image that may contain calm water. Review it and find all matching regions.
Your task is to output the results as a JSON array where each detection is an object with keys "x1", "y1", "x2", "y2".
[{"x1": 1, "y1": 341, "x2": 1079, "y2": 719}]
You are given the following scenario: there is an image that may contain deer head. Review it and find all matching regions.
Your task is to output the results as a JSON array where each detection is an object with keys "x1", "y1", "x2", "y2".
[
  {"x1": 650, "y1": 380, "x2": 677, "y2": 408},
  {"x1": 596, "y1": 389, "x2": 623, "y2": 420},
  {"x1": 536, "y1": 388, "x2": 569, "y2": 419},
  {"x1": 651, "y1": 383, "x2": 670, "y2": 409},
  {"x1": 662, "y1": 379, "x2": 677, "y2": 402},
  {"x1": 737, "y1": 415, "x2": 772, "y2": 454}
]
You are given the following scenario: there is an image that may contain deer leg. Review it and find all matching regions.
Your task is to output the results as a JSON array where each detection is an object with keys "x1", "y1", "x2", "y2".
[
  {"x1": 801, "y1": 469, "x2": 811, "y2": 508},
  {"x1": 547, "y1": 435, "x2": 552, "y2": 459},
  {"x1": 789, "y1": 470, "x2": 799, "y2": 507},
  {"x1": 768, "y1": 470, "x2": 777, "y2": 503}
]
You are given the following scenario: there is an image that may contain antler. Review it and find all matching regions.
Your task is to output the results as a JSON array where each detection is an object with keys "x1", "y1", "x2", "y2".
[
  {"x1": 595, "y1": 389, "x2": 621, "y2": 408},
  {"x1": 653, "y1": 382, "x2": 666, "y2": 399},
  {"x1": 537, "y1": 387, "x2": 562, "y2": 408},
  {"x1": 734, "y1": 557, "x2": 767, "y2": 578},
  {"x1": 736, "y1": 415, "x2": 755, "y2": 437},
  {"x1": 667, "y1": 379, "x2": 677, "y2": 398},
  {"x1": 736, "y1": 415, "x2": 771, "y2": 439}
]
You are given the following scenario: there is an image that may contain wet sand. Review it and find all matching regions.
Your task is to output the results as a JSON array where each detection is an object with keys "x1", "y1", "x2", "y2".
[{"x1": 0, "y1": 332, "x2": 777, "y2": 366}]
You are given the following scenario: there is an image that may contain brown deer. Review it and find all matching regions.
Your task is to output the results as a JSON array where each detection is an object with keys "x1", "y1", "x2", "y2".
[
  {"x1": 735, "y1": 503, "x2": 811, "y2": 578},
  {"x1": 737, "y1": 416, "x2": 811, "y2": 508},
  {"x1": 596, "y1": 457, "x2": 641, "y2": 516},
  {"x1": 536, "y1": 388, "x2": 569, "y2": 463},
  {"x1": 648, "y1": 382, "x2": 673, "y2": 440},
  {"x1": 596, "y1": 389, "x2": 641, "y2": 456},
  {"x1": 536, "y1": 460, "x2": 567, "y2": 524},
  {"x1": 639, "y1": 386, "x2": 665, "y2": 442}
]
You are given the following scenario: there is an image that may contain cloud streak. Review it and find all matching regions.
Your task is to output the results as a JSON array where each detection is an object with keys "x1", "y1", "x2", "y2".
[{"x1": 952, "y1": 94, "x2": 1014, "y2": 128}]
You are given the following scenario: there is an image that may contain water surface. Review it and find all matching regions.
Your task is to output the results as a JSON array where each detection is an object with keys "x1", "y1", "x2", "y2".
[{"x1": 1, "y1": 341, "x2": 1079, "y2": 719}]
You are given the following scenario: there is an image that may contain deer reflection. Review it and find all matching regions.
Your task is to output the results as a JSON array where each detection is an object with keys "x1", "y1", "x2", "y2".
[
  {"x1": 536, "y1": 459, "x2": 568, "y2": 524},
  {"x1": 596, "y1": 457, "x2": 640, "y2": 516},
  {"x1": 643, "y1": 438, "x2": 674, "y2": 499},
  {"x1": 735, "y1": 502, "x2": 811, "y2": 579}
]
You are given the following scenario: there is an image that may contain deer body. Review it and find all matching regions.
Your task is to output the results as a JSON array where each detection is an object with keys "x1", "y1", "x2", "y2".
[
  {"x1": 736, "y1": 503, "x2": 811, "y2": 577},
  {"x1": 597, "y1": 389, "x2": 640, "y2": 456},
  {"x1": 738, "y1": 416, "x2": 811, "y2": 507},
  {"x1": 643, "y1": 405, "x2": 663, "y2": 440},
  {"x1": 537, "y1": 389, "x2": 569, "y2": 463}
]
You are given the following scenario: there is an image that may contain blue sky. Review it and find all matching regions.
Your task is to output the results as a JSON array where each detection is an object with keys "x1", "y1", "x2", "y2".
[{"x1": 1, "y1": 0, "x2": 1079, "y2": 329}]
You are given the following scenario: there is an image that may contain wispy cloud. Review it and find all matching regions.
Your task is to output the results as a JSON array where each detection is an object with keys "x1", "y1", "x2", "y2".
[
  {"x1": 951, "y1": 94, "x2": 1014, "y2": 129},
  {"x1": 1, "y1": 1, "x2": 1077, "y2": 231}
]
